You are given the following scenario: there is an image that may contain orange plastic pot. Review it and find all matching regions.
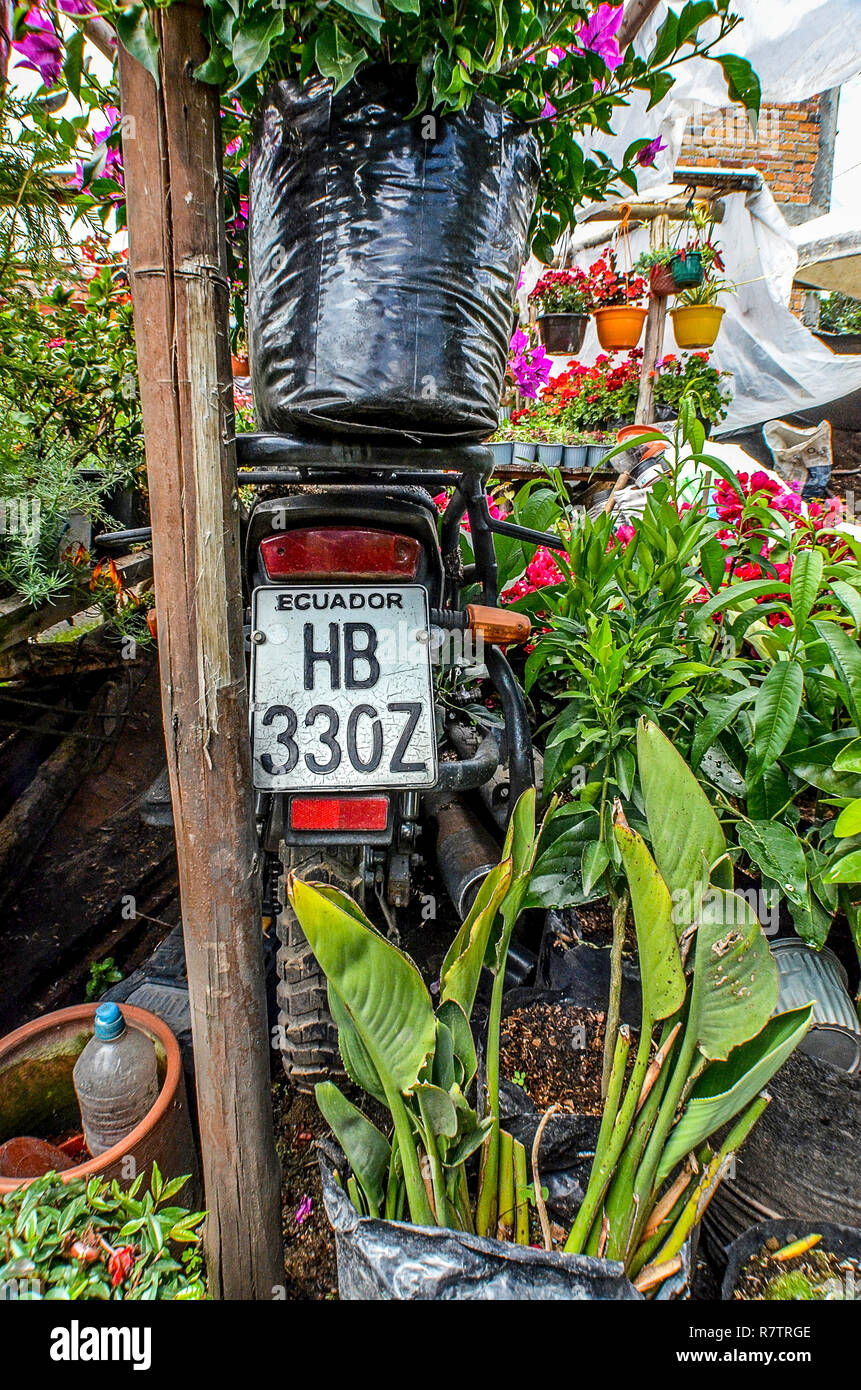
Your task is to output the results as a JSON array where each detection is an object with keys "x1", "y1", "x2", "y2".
[
  {"x1": 0, "y1": 1003, "x2": 198, "y2": 1197},
  {"x1": 231, "y1": 354, "x2": 250, "y2": 376},
  {"x1": 670, "y1": 304, "x2": 725, "y2": 349},
  {"x1": 616, "y1": 423, "x2": 669, "y2": 460},
  {"x1": 594, "y1": 305, "x2": 647, "y2": 350}
]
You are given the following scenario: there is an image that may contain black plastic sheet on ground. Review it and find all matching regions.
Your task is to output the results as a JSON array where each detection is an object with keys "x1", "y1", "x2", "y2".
[{"x1": 249, "y1": 67, "x2": 540, "y2": 445}]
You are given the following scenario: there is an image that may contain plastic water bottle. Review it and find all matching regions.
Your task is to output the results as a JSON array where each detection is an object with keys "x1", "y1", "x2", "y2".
[{"x1": 73, "y1": 1003, "x2": 160, "y2": 1156}]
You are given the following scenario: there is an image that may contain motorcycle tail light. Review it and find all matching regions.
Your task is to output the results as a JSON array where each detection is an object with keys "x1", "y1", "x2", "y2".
[
  {"x1": 261, "y1": 528, "x2": 421, "y2": 581},
  {"x1": 289, "y1": 796, "x2": 390, "y2": 833}
]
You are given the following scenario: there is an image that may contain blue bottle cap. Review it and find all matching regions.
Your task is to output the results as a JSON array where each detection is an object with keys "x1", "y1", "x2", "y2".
[{"x1": 94, "y1": 1002, "x2": 126, "y2": 1041}]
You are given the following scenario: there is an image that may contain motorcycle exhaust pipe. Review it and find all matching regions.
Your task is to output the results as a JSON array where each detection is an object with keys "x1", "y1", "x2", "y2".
[{"x1": 426, "y1": 790, "x2": 501, "y2": 920}]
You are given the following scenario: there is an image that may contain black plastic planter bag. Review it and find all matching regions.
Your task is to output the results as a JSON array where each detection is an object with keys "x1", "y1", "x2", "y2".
[
  {"x1": 721, "y1": 1219, "x2": 861, "y2": 1301},
  {"x1": 706, "y1": 1048, "x2": 861, "y2": 1263},
  {"x1": 319, "y1": 1147, "x2": 641, "y2": 1301},
  {"x1": 249, "y1": 68, "x2": 540, "y2": 443}
]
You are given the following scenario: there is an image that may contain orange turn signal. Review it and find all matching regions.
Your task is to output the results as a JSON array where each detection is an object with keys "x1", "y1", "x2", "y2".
[{"x1": 466, "y1": 604, "x2": 531, "y2": 646}]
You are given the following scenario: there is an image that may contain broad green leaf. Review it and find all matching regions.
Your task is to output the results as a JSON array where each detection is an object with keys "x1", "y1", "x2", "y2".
[
  {"x1": 439, "y1": 857, "x2": 512, "y2": 1017},
  {"x1": 691, "y1": 578, "x2": 789, "y2": 628},
  {"x1": 329, "y1": 986, "x2": 386, "y2": 1105},
  {"x1": 830, "y1": 580, "x2": 861, "y2": 633},
  {"x1": 231, "y1": 11, "x2": 285, "y2": 87},
  {"x1": 656, "y1": 1006, "x2": 811, "y2": 1182},
  {"x1": 289, "y1": 877, "x2": 435, "y2": 1096},
  {"x1": 688, "y1": 888, "x2": 778, "y2": 1062},
  {"x1": 581, "y1": 839, "x2": 609, "y2": 899},
  {"x1": 835, "y1": 798, "x2": 861, "y2": 838},
  {"x1": 823, "y1": 849, "x2": 861, "y2": 885},
  {"x1": 752, "y1": 661, "x2": 803, "y2": 775},
  {"x1": 691, "y1": 688, "x2": 756, "y2": 768},
  {"x1": 614, "y1": 818, "x2": 685, "y2": 1020},
  {"x1": 413, "y1": 1082, "x2": 458, "y2": 1138},
  {"x1": 835, "y1": 738, "x2": 861, "y2": 774},
  {"x1": 332, "y1": 0, "x2": 384, "y2": 41},
  {"x1": 814, "y1": 620, "x2": 861, "y2": 727},
  {"x1": 444, "y1": 1118, "x2": 493, "y2": 1169},
  {"x1": 116, "y1": 5, "x2": 161, "y2": 87},
  {"x1": 700, "y1": 536, "x2": 728, "y2": 594},
  {"x1": 718, "y1": 53, "x2": 762, "y2": 116},
  {"x1": 435, "y1": 999, "x2": 476, "y2": 1086},
  {"x1": 315, "y1": 23, "x2": 367, "y2": 91},
  {"x1": 431, "y1": 1018, "x2": 456, "y2": 1091},
  {"x1": 315, "y1": 1082, "x2": 390, "y2": 1216},
  {"x1": 789, "y1": 548, "x2": 823, "y2": 632},
  {"x1": 637, "y1": 718, "x2": 731, "y2": 898},
  {"x1": 736, "y1": 821, "x2": 808, "y2": 917}
]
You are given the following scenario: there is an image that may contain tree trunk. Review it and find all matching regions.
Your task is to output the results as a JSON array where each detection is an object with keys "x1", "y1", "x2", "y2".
[{"x1": 118, "y1": 2, "x2": 282, "y2": 1299}]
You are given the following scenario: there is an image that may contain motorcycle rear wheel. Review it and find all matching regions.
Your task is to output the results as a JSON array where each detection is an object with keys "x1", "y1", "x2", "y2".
[{"x1": 276, "y1": 844, "x2": 365, "y2": 1091}]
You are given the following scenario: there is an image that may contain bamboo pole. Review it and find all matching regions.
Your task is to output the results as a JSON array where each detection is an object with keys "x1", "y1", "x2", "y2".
[
  {"x1": 635, "y1": 212, "x2": 670, "y2": 425},
  {"x1": 118, "y1": 2, "x2": 282, "y2": 1300}
]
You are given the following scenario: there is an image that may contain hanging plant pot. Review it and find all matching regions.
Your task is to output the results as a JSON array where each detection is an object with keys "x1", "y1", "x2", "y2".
[
  {"x1": 649, "y1": 252, "x2": 704, "y2": 297},
  {"x1": 668, "y1": 250, "x2": 704, "y2": 289},
  {"x1": 535, "y1": 312, "x2": 588, "y2": 355},
  {"x1": 671, "y1": 304, "x2": 725, "y2": 349},
  {"x1": 594, "y1": 305, "x2": 647, "y2": 351}
]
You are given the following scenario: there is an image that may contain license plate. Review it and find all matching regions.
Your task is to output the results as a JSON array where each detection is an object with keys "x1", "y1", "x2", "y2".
[{"x1": 250, "y1": 584, "x2": 438, "y2": 792}]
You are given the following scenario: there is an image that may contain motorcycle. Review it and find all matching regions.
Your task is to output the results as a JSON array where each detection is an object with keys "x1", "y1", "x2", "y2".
[{"x1": 101, "y1": 432, "x2": 563, "y2": 1090}]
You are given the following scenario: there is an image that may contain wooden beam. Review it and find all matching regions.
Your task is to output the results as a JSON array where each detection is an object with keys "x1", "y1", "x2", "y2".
[
  {"x1": 118, "y1": 2, "x2": 282, "y2": 1300},
  {"x1": 635, "y1": 213, "x2": 670, "y2": 425},
  {"x1": 618, "y1": 0, "x2": 663, "y2": 48}
]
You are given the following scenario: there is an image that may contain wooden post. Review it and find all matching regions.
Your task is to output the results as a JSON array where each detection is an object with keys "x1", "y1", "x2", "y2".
[
  {"x1": 635, "y1": 212, "x2": 669, "y2": 425},
  {"x1": 118, "y1": 2, "x2": 283, "y2": 1299}
]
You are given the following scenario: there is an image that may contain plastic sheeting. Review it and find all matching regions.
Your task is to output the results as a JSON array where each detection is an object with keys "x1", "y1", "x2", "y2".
[{"x1": 248, "y1": 69, "x2": 539, "y2": 443}]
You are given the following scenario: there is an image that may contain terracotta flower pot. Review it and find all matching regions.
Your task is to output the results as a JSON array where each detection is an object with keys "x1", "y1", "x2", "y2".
[
  {"x1": 670, "y1": 304, "x2": 725, "y2": 349},
  {"x1": 0, "y1": 1003, "x2": 198, "y2": 1197},
  {"x1": 594, "y1": 305, "x2": 647, "y2": 350},
  {"x1": 231, "y1": 354, "x2": 250, "y2": 377},
  {"x1": 535, "y1": 312, "x2": 588, "y2": 355}
]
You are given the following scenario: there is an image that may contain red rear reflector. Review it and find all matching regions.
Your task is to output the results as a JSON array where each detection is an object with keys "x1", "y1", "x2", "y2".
[
  {"x1": 290, "y1": 796, "x2": 390, "y2": 832},
  {"x1": 261, "y1": 528, "x2": 421, "y2": 580}
]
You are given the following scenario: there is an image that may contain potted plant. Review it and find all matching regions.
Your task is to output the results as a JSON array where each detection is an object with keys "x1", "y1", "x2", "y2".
[
  {"x1": 587, "y1": 249, "x2": 648, "y2": 350},
  {"x1": 722, "y1": 1221, "x2": 861, "y2": 1301},
  {"x1": 652, "y1": 351, "x2": 733, "y2": 426},
  {"x1": 637, "y1": 245, "x2": 704, "y2": 297},
  {"x1": 528, "y1": 268, "x2": 592, "y2": 354},
  {"x1": 288, "y1": 727, "x2": 811, "y2": 1299},
  {"x1": 671, "y1": 275, "x2": 734, "y2": 348}
]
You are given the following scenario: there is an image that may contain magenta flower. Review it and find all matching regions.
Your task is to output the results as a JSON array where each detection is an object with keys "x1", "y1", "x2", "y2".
[
  {"x1": 540, "y1": 96, "x2": 557, "y2": 121},
  {"x1": 295, "y1": 1194, "x2": 313, "y2": 1226},
  {"x1": 58, "y1": 0, "x2": 94, "y2": 13},
  {"x1": 46, "y1": 336, "x2": 66, "y2": 349},
  {"x1": 508, "y1": 329, "x2": 553, "y2": 398},
  {"x1": 578, "y1": 3, "x2": 624, "y2": 72},
  {"x1": 12, "y1": 9, "x2": 62, "y2": 88},
  {"x1": 636, "y1": 135, "x2": 668, "y2": 168}
]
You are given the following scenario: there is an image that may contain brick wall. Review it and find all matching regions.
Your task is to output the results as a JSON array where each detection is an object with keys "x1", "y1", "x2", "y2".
[{"x1": 679, "y1": 92, "x2": 836, "y2": 224}]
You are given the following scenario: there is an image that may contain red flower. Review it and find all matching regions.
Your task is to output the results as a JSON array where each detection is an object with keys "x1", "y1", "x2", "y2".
[{"x1": 108, "y1": 1245, "x2": 136, "y2": 1288}]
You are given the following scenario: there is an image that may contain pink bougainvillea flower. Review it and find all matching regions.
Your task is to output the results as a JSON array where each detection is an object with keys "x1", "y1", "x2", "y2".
[
  {"x1": 508, "y1": 330, "x2": 553, "y2": 398},
  {"x1": 46, "y1": 336, "x2": 66, "y2": 349},
  {"x1": 577, "y1": 3, "x2": 624, "y2": 72},
  {"x1": 540, "y1": 96, "x2": 557, "y2": 121},
  {"x1": 12, "y1": 9, "x2": 62, "y2": 88},
  {"x1": 636, "y1": 135, "x2": 668, "y2": 168},
  {"x1": 58, "y1": 0, "x2": 94, "y2": 13},
  {"x1": 295, "y1": 1194, "x2": 313, "y2": 1226}
]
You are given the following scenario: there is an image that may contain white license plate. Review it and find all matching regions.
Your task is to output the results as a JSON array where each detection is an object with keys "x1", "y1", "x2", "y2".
[{"x1": 250, "y1": 584, "x2": 438, "y2": 792}]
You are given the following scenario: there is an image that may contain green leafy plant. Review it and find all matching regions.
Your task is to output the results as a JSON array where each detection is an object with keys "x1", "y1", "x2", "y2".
[
  {"x1": 0, "y1": 1165, "x2": 206, "y2": 1300},
  {"x1": 85, "y1": 958, "x2": 124, "y2": 1001},
  {"x1": 287, "y1": 788, "x2": 549, "y2": 1240},
  {"x1": 817, "y1": 291, "x2": 861, "y2": 336},
  {"x1": 563, "y1": 720, "x2": 811, "y2": 1291}
]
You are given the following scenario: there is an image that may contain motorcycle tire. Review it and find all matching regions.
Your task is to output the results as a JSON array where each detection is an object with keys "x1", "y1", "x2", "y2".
[{"x1": 276, "y1": 844, "x2": 365, "y2": 1091}]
